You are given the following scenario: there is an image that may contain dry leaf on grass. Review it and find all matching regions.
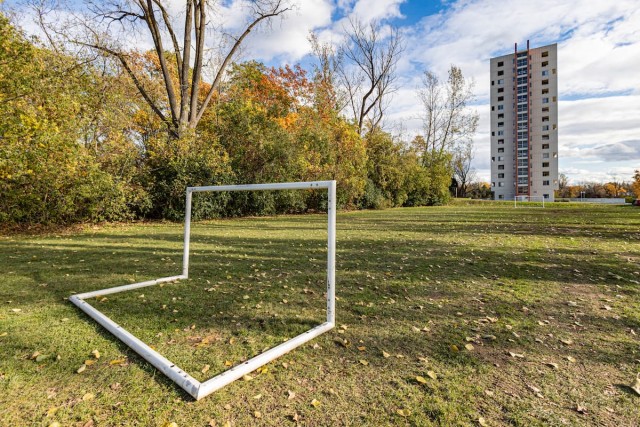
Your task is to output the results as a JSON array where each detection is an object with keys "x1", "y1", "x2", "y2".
[
  {"x1": 416, "y1": 376, "x2": 427, "y2": 384},
  {"x1": 287, "y1": 390, "x2": 296, "y2": 400},
  {"x1": 382, "y1": 351, "x2": 390, "y2": 358},
  {"x1": 426, "y1": 370, "x2": 437, "y2": 380},
  {"x1": 631, "y1": 374, "x2": 640, "y2": 396},
  {"x1": 310, "y1": 398, "x2": 321, "y2": 408}
]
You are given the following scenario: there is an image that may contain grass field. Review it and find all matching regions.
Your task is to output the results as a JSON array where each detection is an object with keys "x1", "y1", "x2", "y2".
[{"x1": 1, "y1": 201, "x2": 639, "y2": 426}]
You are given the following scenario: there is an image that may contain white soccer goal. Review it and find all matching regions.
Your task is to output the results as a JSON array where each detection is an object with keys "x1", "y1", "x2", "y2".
[
  {"x1": 69, "y1": 181, "x2": 337, "y2": 400},
  {"x1": 514, "y1": 195, "x2": 546, "y2": 208}
]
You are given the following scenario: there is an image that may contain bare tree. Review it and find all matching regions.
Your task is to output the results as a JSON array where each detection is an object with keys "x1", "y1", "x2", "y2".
[
  {"x1": 33, "y1": 0, "x2": 291, "y2": 139},
  {"x1": 337, "y1": 18, "x2": 403, "y2": 135},
  {"x1": 452, "y1": 139, "x2": 475, "y2": 197},
  {"x1": 414, "y1": 65, "x2": 478, "y2": 162}
]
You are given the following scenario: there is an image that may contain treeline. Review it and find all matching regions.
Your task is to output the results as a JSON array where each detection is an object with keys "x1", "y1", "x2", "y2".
[{"x1": 0, "y1": 15, "x2": 454, "y2": 225}]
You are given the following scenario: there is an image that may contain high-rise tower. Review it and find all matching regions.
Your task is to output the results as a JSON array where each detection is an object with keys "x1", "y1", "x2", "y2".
[{"x1": 490, "y1": 42, "x2": 558, "y2": 201}]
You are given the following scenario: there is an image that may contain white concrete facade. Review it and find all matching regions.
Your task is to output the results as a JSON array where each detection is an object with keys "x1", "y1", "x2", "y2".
[{"x1": 490, "y1": 43, "x2": 559, "y2": 201}]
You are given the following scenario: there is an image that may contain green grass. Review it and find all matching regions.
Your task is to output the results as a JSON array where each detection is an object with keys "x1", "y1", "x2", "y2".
[{"x1": 1, "y1": 202, "x2": 639, "y2": 426}]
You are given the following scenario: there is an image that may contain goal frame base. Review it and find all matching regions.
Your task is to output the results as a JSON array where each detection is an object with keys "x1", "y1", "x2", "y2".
[{"x1": 69, "y1": 181, "x2": 337, "y2": 400}]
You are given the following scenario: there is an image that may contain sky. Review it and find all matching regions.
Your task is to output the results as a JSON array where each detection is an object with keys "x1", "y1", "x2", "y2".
[{"x1": 6, "y1": 0, "x2": 640, "y2": 184}]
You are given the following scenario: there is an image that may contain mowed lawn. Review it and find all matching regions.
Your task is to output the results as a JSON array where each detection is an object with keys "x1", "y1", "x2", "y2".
[{"x1": 1, "y1": 202, "x2": 639, "y2": 426}]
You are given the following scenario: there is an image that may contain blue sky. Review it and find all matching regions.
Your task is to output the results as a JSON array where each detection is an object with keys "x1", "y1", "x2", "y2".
[{"x1": 6, "y1": 0, "x2": 640, "y2": 184}]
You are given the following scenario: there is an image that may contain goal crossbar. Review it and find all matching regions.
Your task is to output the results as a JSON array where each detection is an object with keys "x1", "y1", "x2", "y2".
[{"x1": 69, "y1": 180, "x2": 337, "y2": 400}]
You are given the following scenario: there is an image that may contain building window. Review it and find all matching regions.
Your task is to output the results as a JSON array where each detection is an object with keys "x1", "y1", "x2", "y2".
[
  {"x1": 498, "y1": 70, "x2": 504, "y2": 76},
  {"x1": 498, "y1": 130, "x2": 504, "y2": 136},
  {"x1": 542, "y1": 162, "x2": 549, "y2": 167},
  {"x1": 543, "y1": 180, "x2": 550, "y2": 185},
  {"x1": 543, "y1": 194, "x2": 549, "y2": 199},
  {"x1": 517, "y1": 58, "x2": 528, "y2": 67},
  {"x1": 542, "y1": 70, "x2": 549, "y2": 77},
  {"x1": 552, "y1": 96, "x2": 557, "y2": 102},
  {"x1": 497, "y1": 156, "x2": 504, "y2": 161},
  {"x1": 498, "y1": 194, "x2": 504, "y2": 200},
  {"x1": 517, "y1": 104, "x2": 527, "y2": 112},
  {"x1": 542, "y1": 79, "x2": 549, "y2": 85},
  {"x1": 498, "y1": 96, "x2": 504, "y2": 101},
  {"x1": 542, "y1": 61, "x2": 548, "y2": 67},
  {"x1": 497, "y1": 79, "x2": 504, "y2": 85},
  {"x1": 517, "y1": 113, "x2": 528, "y2": 121},
  {"x1": 542, "y1": 97, "x2": 549, "y2": 104},
  {"x1": 542, "y1": 106, "x2": 549, "y2": 112},
  {"x1": 542, "y1": 116, "x2": 549, "y2": 122},
  {"x1": 542, "y1": 88, "x2": 549, "y2": 94},
  {"x1": 498, "y1": 165, "x2": 504, "y2": 170},
  {"x1": 497, "y1": 88, "x2": 504, "y2": 93},
  {"x1": 498, "y1": 148, "x2": 504, "y2": 153},
  {"x1": 542, "y1": 171, "x2": 549, "y2": 176},
  {"x1": 498, "y1": 113, "x2": 504, "y2": 119},
  {"x1": 542, "y1": 134, "x2": 549, "y2": 140},
  {"x1": 517, "y1": 94, "x2": 528, "y2": 103},
  {"x1": 498, "y1": 104, "x2": 504, "y2": 110},
  {"x1": 498, "y1": 182, "x2": 504, "y2": 187},
  {"x1": 498, "y1": 173, "x2": 504, "y2": 178},
  {"x1": 541, "y1": 51, "x2": 549, "y2": 57},
  {"x1": 498, "y1": 61, "x2": 504, "y2": 67},
  {"x1": 517, "y1": 86, "x2": 527, "y2": 94},
  {"x1": 542, "y1": 143, "x2": 549, "y2": 149},
  {"x1": 517, "y1": 76, "x2": 527, "y2": 85},
  {"x1": 498, "y1": 139, "x2": 504, "y2": 144},
  {"x1": 542, "y1": 125, "x2": 549, "y2": 131},
  {"x1": 543, "y1": 153, "x2": 549, "y2": 159},
  {"x1": 498, "y1": 122, "x2": 504, "y2": 127}
]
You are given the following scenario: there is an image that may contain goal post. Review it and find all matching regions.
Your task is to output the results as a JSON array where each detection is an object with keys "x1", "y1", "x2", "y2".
[
  {"x1": 514, "y1": 195, "x2": 546, "y2": 208},
  {"x1": 69, "y1": 180, "x2": 337, "y2": 400}
]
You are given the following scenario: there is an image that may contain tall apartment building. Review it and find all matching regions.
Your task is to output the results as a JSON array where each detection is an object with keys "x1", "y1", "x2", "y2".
[{"x1": 490, "y1": 41, "x2": 558, "y2": 201}]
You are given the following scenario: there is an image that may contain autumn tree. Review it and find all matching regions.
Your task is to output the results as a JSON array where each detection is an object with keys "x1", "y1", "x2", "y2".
[
  {"x1": 35, "y1": 0, "x2": 291, "y2": 139},
  {"x1": 632, "y1": 170, "x2": 640, "y2": 198}
]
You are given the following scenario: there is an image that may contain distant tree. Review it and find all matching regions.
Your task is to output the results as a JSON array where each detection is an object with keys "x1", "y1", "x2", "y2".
[
  {"x1": 452, "y1": 139, "x2": 475, "y2": 197},
  {"x1": 467, "y1": 182, "x2": 491, "y2": 199},
  {"x1": 338, "y1": 18, "x2": 403, "y2": 135},
  {"x1": 632, "y1": 170, "x2": 640, "y2": 198},
  {"x1": 413, "y1": 65, "x2": 478, "y2": 159}
]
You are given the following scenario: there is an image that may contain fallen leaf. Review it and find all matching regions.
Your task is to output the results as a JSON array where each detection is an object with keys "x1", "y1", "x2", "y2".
[
  {"x1": 224, "y1": 360, "x2": 233, "y2": 367},
  {"x1": 252, "y1": 394, "x2": 262, "y2": 400},
  {"x1": 287, "y1": 390, "x2": 296, "y2": 400},
  {"x1": 48, "y1": 423, "x2": 61, "y2": 427},
  {"x1": 415, "y1": 376, "x2": 428, "y2": 384},
  {"x1": 396, "y1": 409, "x2": 409, "y2": 417},
  {"x1": 46, "y1": 406, "x2": 59, "y2": 417},
  {"x1": 357, "y1": 346, "x2": 366, "y2": 351},
  {"x1": 162, "y1": 423, "x2": 178, "y2": 427},
  {"x1": 242, "y1": 374, "x2": 253, "y2": 381},
  {"x1": 254, "y1": 411, "x2": 262, "y2": 419},
  {"x1": 426, "y1": 370, "x2": 437, "y2": 380},
  {"x1": 576, "y1": 404, "x2": 587, "y2": 414},
  {"x1": 465, "y1": 344, "x2": 475, "y2": 351},
  {"x1": 10, "y1": 308, "x2": 21, "y2": 313},
  {"x1": 30, "y1": 351, "x2": 41, "y2": 360},
  {"x1": 450, "y1": 345, "x2": 459, "y2": 353},
  {"x1": 566, "y1": 356, "x2": 576, "y2": 363},
  {"x1": 109, "y1": 359, "x2": 125, "y2": 365},
  {"x1": 82, "y1": 392, "x2": 95, "y2": 401},
  {"x1": 84, "y1": 359, "x2": 96, "y2": 366},
  {"x1": 311, "y1": 398, "x2": 321, "y2": 408},
  {"x1": 77, "y1": 364, "x2": 86, "y2": 373},
  {"x1": 478, "y1": 416, "x2": 489, "y2": 426},
  {"x1": 359, "y1": 359, "x2": 369, "y2": 366},
  {"x1": 201, "y1": 364, "x2": 210, "y2": 374},
  {"x1": 382, "y1": 351, "x2": 390, "y2": 358},
  {"x1": 91, "y1": 350, "x2": 100, "y2": 359},
  {"x1": 545, "y1": 362, "x2": 559, "y2": 370},
  {"x1": 560, "y1": 338, "x2": 573, "y2": 345},
  {"x1": 508, "y1": 352, "x2": 525, "y2": 358},
  {"x1": 0, "y1": 332, "x2": 7, "y2": 337},
  {"x1": 36, "y1": 354, "x2": 48, "y2": 362}
]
